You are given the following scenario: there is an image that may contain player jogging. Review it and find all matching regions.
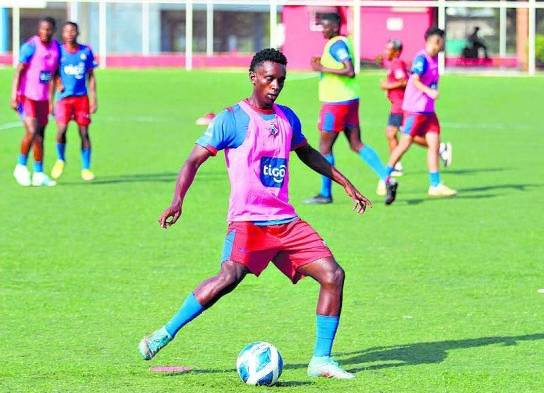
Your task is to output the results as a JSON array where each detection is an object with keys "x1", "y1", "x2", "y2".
[
  {"x1": 304, "y1": 13, "x2": 396, "y2": 205},
  {"x1": 11, "y1": 16, "x2": 60, "y2": 187},
  {"x1": 384, "y1": 27, "x2": 456, "y2": 197},
  {"x1": 51, "y1": 21, "x2": 98, "y2": 181},
  {"x1": 138, "y1": 49, "x2": 372, "y2": 379},
  {"x1": 380, "y1": 39, "x2": 452, "y2": 177}
]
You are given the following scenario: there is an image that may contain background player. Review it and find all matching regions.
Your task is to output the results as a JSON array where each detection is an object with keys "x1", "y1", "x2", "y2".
[
  {"x1": 304, "y1": 13, "x2": 396, "y2": 205},
  {"x1": 51, "y1": 21, "x2": 98, "y2": 181},
  {"x1": 138, "y1": 49, "x2": 372, "y2": 379},
  {"x1": 11, "y1": 16, "x2": 59, "y2": 187},
  {"x1": 384, "y1": 27, "x2": 456, "y2": 197},
  {"x1": 380, "y1": 39, "x2": 451, "y2": 177}
]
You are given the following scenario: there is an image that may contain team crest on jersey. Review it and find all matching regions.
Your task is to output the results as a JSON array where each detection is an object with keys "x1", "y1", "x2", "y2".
[
  {"x1": 268, "y1": 123, "x2": 279, "y2": 136},
  {"x1": 80, "y1": 53, "x2": 87, "y2": 60},
  {"x1": 260, "y1": 157, "x2": 287, "y2": 188}
]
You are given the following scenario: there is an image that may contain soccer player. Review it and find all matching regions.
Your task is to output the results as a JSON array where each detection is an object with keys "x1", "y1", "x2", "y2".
[
  {"x1": 304, "y1": 13, "x2": 396, "y2": 205},
  {"x1": 380, "y1": 39, "x2": 452, "y2": 177},
  {"x1": 51, "y1": 21, "x2": 98, "y2": 181},
  {"x1": 138, "y1": 49, "x2": 372, "y2": 379},
  {"x1": 384, "y1": 27, "x2": 456, "y2": 197},
  {"x1": 11, "y1": 16, "x2": 60, "y2": 187}
]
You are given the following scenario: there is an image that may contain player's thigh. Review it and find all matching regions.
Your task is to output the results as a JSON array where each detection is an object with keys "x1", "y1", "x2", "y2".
[
  {"x1": 296, "y1": 256, "x2": 345, "y2": 286},
  {"x1": 74, "y1": 96, "x2": 91, "y2": 127},
  {"x1": 318, "y1": 103, "x2": 347, "y2": 133}
]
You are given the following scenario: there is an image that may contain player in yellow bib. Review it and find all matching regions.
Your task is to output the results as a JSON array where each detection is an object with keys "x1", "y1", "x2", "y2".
[{"x1": 304, "y1": 13, "x2": 397, "y2": 205}]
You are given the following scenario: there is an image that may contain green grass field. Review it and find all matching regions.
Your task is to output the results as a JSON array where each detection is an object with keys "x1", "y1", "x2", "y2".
[{"x1": 0, "y1": 68, "x2": 543, "y2": 393}]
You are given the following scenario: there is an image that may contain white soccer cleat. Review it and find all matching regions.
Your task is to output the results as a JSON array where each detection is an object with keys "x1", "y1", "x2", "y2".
[
  {"x1": 439, "y1": 142, "x2": 452, "y2": 167},
  {"x1": 13, "y1": 164, "x2": 31, "y2": 186},
  {"x1": 376, "y1": 180, "x2": 386, "y2": 196},
  {"x1": 307, "y1": 356, "x2": 355, "y2": 380},
  {"x1": 32, "y1": 172, "x2": 57, "y2": 187},
  {"x1": 391, "y1": 161, "x2": 403, "y2": 177},
  {"x1": 428, "y1": 183, "x2": 457, "y2": 197}
]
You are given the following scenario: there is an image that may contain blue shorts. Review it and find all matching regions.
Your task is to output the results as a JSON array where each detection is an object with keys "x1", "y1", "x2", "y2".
[{"x1": 388, "y1": 113, "x2": 403, "y2": 128}]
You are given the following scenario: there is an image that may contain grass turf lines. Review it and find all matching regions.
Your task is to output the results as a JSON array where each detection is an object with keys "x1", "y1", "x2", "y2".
[{"x1": 0, "y1": 69, "x2": 543, "y2": 393}]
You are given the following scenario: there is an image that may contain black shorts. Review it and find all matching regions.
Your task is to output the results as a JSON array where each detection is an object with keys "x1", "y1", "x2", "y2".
[{"x1": 388, "y1": 113, "x2": 403, "y2": 128}]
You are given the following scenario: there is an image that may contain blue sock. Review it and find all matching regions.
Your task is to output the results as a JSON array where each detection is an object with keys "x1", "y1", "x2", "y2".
[
  {"x1": 81, "y1": 148, "x2": 91, "y2": 170},
  {"x1": 18, "y1": 154, "x2": 28, "y2": 166},
  {"x1": 320, "y1": 153, "x2": 335, "y2": 198},
  {"x1": 313, "y1": 314, "x2": 339, "y2": 358},
  {"x1": 56, "y1": 143, "x2": 66, "y2": 161},
  {"x1": 385, "y1": 165, "x2": 394, "y2": 178},
  {"x1": 429, "y1": 171, "x2": 441, "y2": 187},
  {"x1": 33, "y1": 161, "x2": 43, "y2": 173},
  {"x1": 358, "y1": 145, "x2": 387, "y2": 181},
  {"x1": 164, "y1": 293, "x2": 205, "y2": 338}
]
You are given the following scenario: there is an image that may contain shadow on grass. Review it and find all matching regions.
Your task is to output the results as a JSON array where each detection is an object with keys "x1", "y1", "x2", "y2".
[
  {"x1": 285, "y1": 333, "x2": 544, "y2": 374},
  {"x1": 60, "y1": 171, "x2": 225, "y2": 186}
]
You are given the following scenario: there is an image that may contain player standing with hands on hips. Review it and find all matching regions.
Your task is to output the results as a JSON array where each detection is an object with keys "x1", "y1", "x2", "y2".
[{"x1": 139, "y1": 49, "x2": 371, "y2": 379}]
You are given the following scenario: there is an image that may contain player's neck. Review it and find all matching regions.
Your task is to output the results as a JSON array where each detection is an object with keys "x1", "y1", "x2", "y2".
[
  {"x1": 245, "y1": 97, "x2": 274, "y2": 114},
  {"x1": 65, "y1": 42, "x2": 79, "y2": 52}
]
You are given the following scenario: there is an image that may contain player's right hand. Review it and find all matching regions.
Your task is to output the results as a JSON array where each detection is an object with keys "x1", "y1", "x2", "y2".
[
  {"x1": 10, "y1": 96, "x2": 19, "y2": 111},
  {"x1": 158, "y1": 205, "x2": 182, "y2": 229},
  {"x1": 426, "y1": 89, "x2": 439, "y2": 100}
]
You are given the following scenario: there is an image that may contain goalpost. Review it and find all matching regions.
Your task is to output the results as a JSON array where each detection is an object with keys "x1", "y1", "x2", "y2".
[{"x1": 4, "y1": 0, "x2": 542, "y2": 75}]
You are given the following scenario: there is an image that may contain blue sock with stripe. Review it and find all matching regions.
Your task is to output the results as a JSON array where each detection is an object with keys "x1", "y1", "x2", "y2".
[
  {"x1": 320, "y1": 153, "x2": 335, "y2": 198},
  {"x1": 314, "y1": 314, "x2": 340, "y2": 357},
  {"x1": 165, "y1": 293, "x2": 205, "y2": 338},
  {"x1": 56, "y1": 143, "x2": 66, "y2": 161},
  {"x1": 358, "y1": 145, "x2": 387, "y2": 181},
  {"x1": 429, "y1": 171, "x2": 441, "y2": 187},
  {"x1": 81, "y1": 148, "x2": 91, "y2": 170},
  {"x1": 33, "y1": 161, "x2": 43, "y2": 173},
  {"x1": 18, "y1": 154, "x2": 28, "y2": 166}
]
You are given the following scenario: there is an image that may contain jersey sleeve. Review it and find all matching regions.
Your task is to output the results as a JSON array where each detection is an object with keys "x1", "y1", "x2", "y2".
[
  {"x1": 86, "y1": 47, "x2": 98, "y2": 69},
  {"x1": 329, "y1": 40, "x2": 352, "y2": 63},
  {"x1": 195, "y1": 110, "x2": 240, "y2": 155},
  {"x1": 19, "y1": 41, "x2": 36, "y2": 64},
  {"x1": 279, "y1": 105, "x2": 308, "y2": 150},
  {"x1": 411, "y1": 55, "x2": 428, "y2": 76}
]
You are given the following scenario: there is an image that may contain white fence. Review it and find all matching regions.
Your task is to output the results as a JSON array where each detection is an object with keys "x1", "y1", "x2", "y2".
[{"x1": 2, "y1": 0, "x2": 543, "y2": 74}]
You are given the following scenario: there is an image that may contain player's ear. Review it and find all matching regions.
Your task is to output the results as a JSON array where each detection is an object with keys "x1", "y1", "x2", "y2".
[{"x1": 249, "y1": 71, "x2": 256, "y2": 85}]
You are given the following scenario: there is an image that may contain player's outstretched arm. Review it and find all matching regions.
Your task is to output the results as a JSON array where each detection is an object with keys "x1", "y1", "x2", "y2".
[
  {"x1": 159, "y1": 145, "x2": 212, "y2": 228},
  {"x1": 295, "y1": 144, "x2": 372, "y2": 214}
]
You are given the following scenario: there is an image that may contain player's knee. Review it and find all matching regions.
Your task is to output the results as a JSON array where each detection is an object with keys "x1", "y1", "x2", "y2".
[
  {"x1": 349, "y1": 142, "x2": 363, "y2": 153},
  {"x1": 386, "y1": 127, "x2": 398, "y2": 139},
  {"x1": 217, "y1": 265, "x2": 244, "y2": 289},
  {"x1": 322, "y1": 265, "x2": 345, "y2": 288}
]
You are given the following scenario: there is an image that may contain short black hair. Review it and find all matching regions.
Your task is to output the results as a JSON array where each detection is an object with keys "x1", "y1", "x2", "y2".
[
  {"x1": 249, "y1": 48, "x2": 287, "y2": 72},
  {"x1": 63, "y1": 21, "x2": 79, "y2": 32},
  {"x1": 39, "y1": 16, "x2": 56, "y2": 29},
  {"x1": 388, "y1": 38, "x2": 403, "y2": 52},
  {"x1": 320, "y1": 13, "x2": 341, "y2": 26},
  {"x1": 425, "y1": 27, "x2": 445, "y2": 40}
]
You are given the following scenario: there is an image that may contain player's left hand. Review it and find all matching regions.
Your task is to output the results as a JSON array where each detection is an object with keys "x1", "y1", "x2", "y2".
[
  {"x1": 158, "y1": 204, "x2": 182, "y2": 229},
  {"x1": 90, "y1": 100, "x2": 98, "y2": 114},
  {"x1": 310, "y1": 57, "x2": 322, "y2": 72},
  {"x1": 344, "y1": 183, "x2": 372, "y2": 214}
]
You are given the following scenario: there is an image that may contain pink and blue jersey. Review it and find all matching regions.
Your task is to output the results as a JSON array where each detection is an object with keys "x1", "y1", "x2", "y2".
[
  {"x1": 402, "y1": 50, "x2": 439, "y2": 114},
  {"x1": 58, "y1": 44, "x2": 97, "y2": 99},
  {"x1": 197, "y1": 101, "x2": 307, "y2": 223},
  {"x1": 18, "y1": 36, "x2": 60, "y2": 101}
]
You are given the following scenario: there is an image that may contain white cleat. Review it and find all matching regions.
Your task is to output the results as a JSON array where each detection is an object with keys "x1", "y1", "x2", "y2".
[
  {"x1": 428, "y1": 183, "x2": 457, "y2": 197},
  {"x1": 307, "y1": 356, "x2": 355, "y2": 380},
  {"x1": 439, "y1": 142, "x2": 452, "y2": 167},
  {"x1": 391, "y1": 161, "x2": 403, "y2": 177},
  {"x1": 376, "y1": 180, "x2": 386, "y2": 196},
  {"x1": 32, "y1": 172, "x2": 57, "y2": 187},
  {"x1": 13, "y1": 164, "x2": 31, "y2": 186}
]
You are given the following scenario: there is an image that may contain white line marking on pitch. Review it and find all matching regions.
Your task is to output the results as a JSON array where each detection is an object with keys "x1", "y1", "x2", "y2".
[{"x1": 0, "y1": 121, "x2": 20, "y2": 131}]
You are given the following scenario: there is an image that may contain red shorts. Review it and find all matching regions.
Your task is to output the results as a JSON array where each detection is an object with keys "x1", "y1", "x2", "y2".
[
  {"x1": 221, "y1": 218, "x2": 333, "y2": 284},
  {"x1": 402, "y1": 112, "x2": 440, "y2": 137},
  {"x1": 18, "y1": 96, "x2": 49, "y2": 126},
  {"x1": 55, "y1": 95, "x2": 91, "y2": 126},
  {"x1": 318, "y1": 99, "x2": 360, "y2": 133}
]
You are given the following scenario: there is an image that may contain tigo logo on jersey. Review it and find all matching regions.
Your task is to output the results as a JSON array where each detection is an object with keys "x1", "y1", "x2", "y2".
[{"x1": 260, "y1": 157, "x2": 287, "y2": 188}]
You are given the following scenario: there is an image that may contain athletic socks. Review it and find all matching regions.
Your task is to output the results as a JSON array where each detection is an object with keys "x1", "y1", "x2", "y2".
[
  {"x1": 56, "y1": 143, "x2": 66, "y2": 162},
  {"x1": 385, "y1": 165, "x2": 394, "y2": 178},
  {"x1": 358, "y1": 145, "x2": 387, "y2": 181},
  {"x1": 320, "y1": 153, "x2": 335, "y2": 198},
  {"x1": 164, "y1": 293, "x2": 205, "y2": 338},
  {"x1": 81, "y1": 148, "x2": 91, "y2": 170},
  {"x1": 429, "y1": 171, "x2": 441, "y2": 187},
  {"x1": 313, "y1": 314, "x2": 340, "y2": 357},
  {"x1": 18, "y1": 153, "x2": 28, "y2": 166},
  {"x1": 33, "y1": 161, "x2": 43, "y2": 173}
]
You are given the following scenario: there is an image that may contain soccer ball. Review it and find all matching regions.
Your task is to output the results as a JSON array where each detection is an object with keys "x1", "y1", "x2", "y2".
[{"x1": 236, "y1": 341, "x2": 283, "y2": 386}]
